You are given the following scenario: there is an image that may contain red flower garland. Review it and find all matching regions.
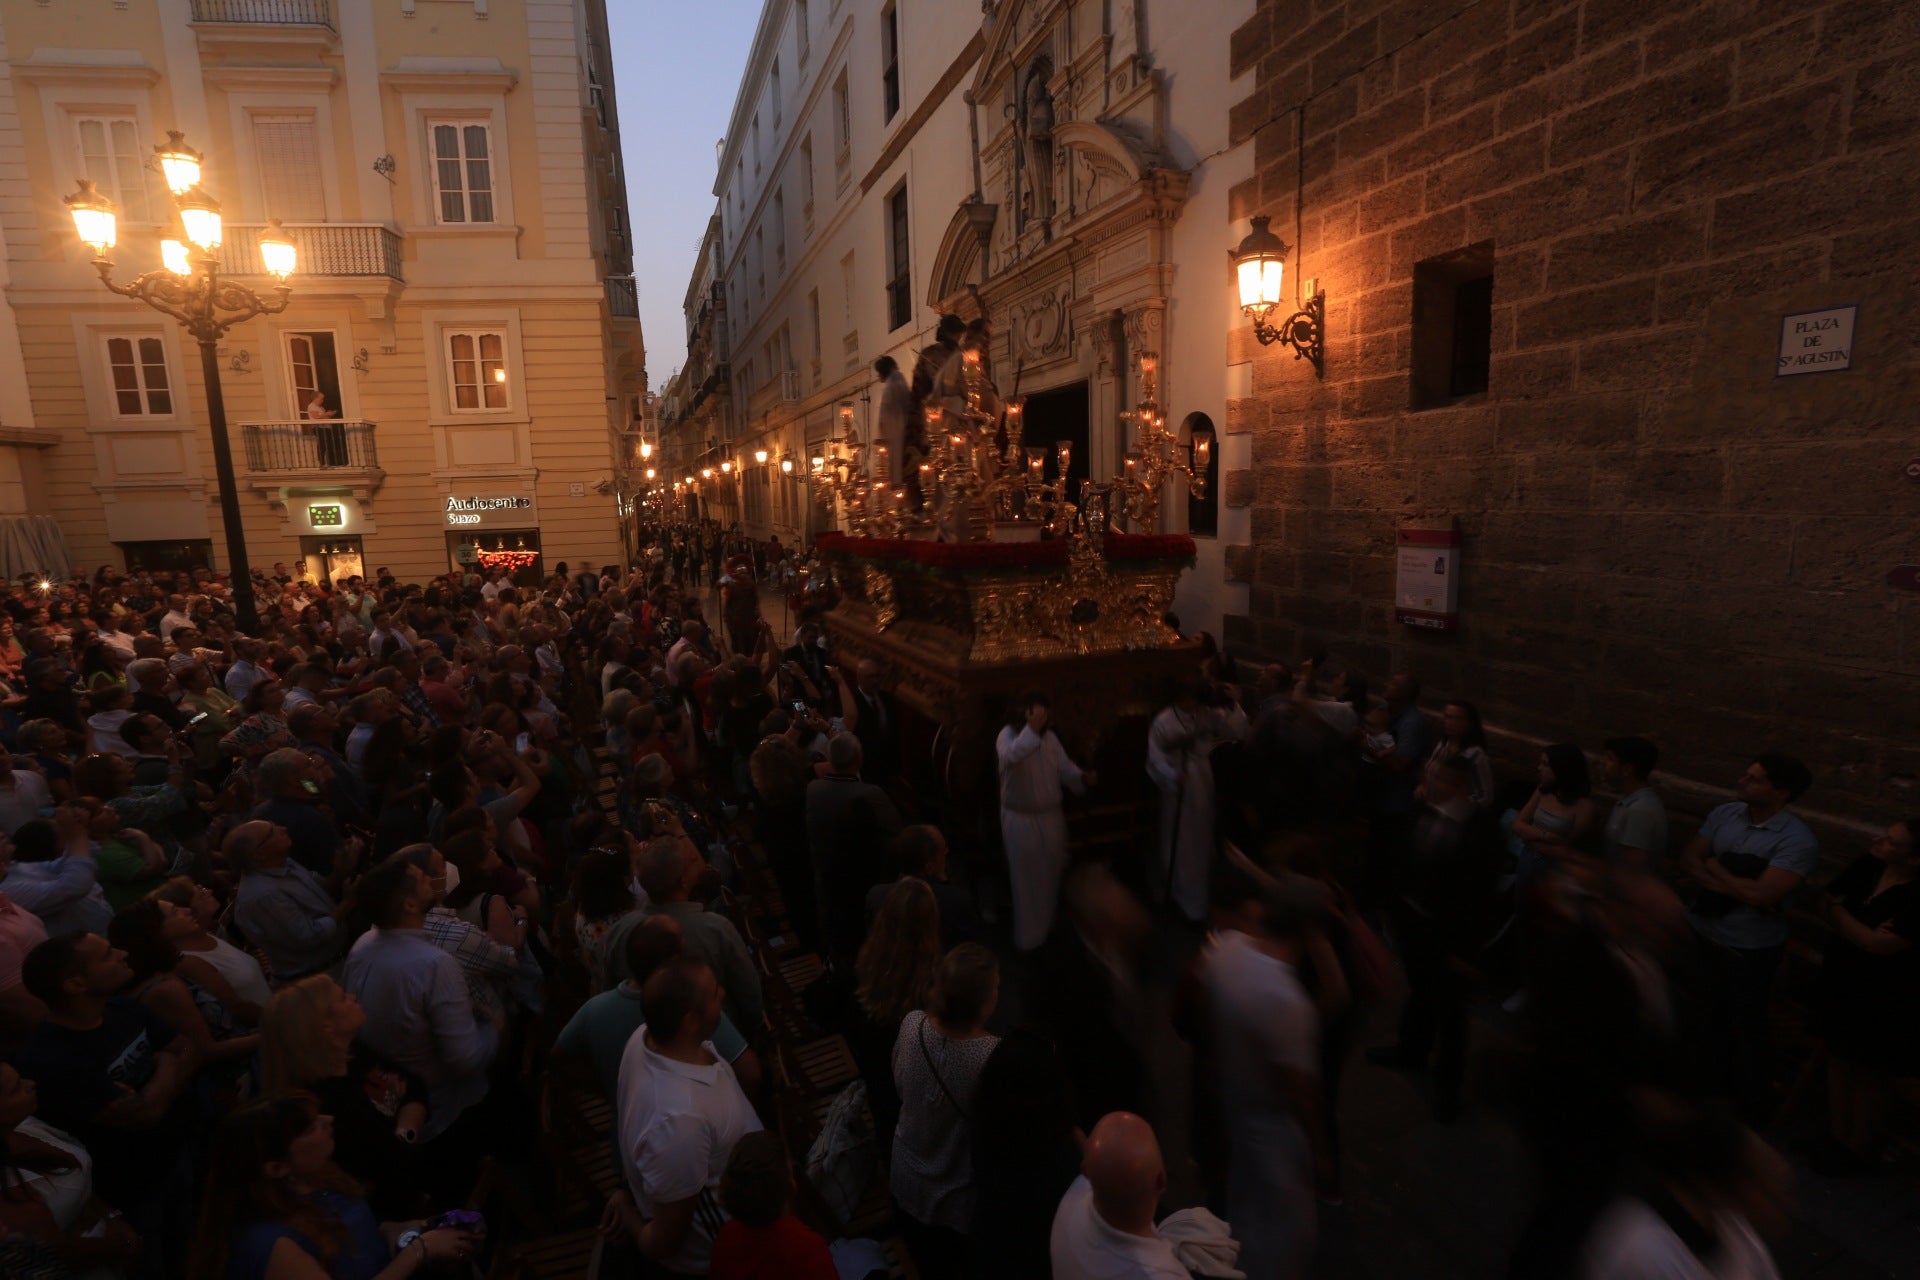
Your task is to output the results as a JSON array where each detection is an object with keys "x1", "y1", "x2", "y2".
[{"x1": 1101, "y1": 532, "x2": 1198, "y2": 561}]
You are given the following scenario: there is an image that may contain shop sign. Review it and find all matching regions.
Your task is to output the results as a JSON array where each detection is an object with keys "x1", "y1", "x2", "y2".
[
  {"x1": 308, "y1": 504, "x2": 345, "y2": 528},
  {"x1": 1777, "y1": 305, "x2": 1856, "y2": 376},
  {"x1": 444, "y1": 495, "x2": 532, "y2": 527}
]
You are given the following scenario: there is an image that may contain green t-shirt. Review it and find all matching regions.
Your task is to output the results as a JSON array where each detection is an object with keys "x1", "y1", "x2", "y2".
[
  {"x1": 93, "y1": 839, "x2": 160, "y2": 909},
  {"x1": 553, "y1": 984, "x2": 748, "y2": 1098}
]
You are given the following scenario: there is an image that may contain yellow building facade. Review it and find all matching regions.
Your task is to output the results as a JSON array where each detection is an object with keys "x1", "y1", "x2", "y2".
[{"x1": 0, "y1": 0, "x2": 642, "y2": 585}]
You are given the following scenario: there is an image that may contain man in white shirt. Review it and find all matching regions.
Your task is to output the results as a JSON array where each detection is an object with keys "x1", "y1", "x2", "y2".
[
  {"x1": 157, "y1": 595, "x2": 193, "y2": 641},
  {"x1": 1200, "y1": 874, "x2": 1323, "y2": 1280},
  {"x1": 607, "y1": 956, "x2": 761, "y2": 1274},
  {"x1": 1050, "y1": 1112, "x2": 1189, "y2": 1280}
]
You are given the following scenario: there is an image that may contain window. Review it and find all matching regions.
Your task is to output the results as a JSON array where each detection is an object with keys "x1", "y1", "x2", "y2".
[
  {"x1": 807, "y1": 289, "x2": 822, "y2": 370},
  {"x1": 1411, "y1": 243, "x2": 1495, "y2": 409},
  {"x1": 796, "y1": 0, "x2": 810, "y2": 64},
  {"x1": 833, "y1": 70, "x2": 850, "y2": 154},
  {"x1": 752, "y1": 114, "x2": 762, "y2": 173},
  {"x1": 75, "y1": 115, "x2": 154, "y2": 224},
  {"x1": 771, "y1": 60, "x2": 782, "y2": 127},
  {"x1": 253, "y1": 115, "x2": 326, "y2": 222},
  {"x1": 773, "y1": 190, "x2": 786, "y2": 274},
  {"x1": 1183, "y1": 413, "x2": 1220, "y2": 537},
  {"x1": 800, "y1": 135, "x2": 816, "y2": 215},
  {"x1": 885, "y1": 184, "x2": 911, "y2": 331},
  {"x1": 117, "y1": 540, "x2": 212, "y2": 574},
  {"x1": 445, "y1": 329, "x2": 508, "y2": 410},
  {"x1": 840, "y1": 251, "x2": 856, "y2": 335},
  {"x1": 429, "y1": 121, "x2": 495, "y2": 224},
  {"x1": 287, "y1": 332, "x2": 344, "y2": 420},
  {"x1": 103, "y1": 336, "x2": 171, "y2": 416},
  {"x1": 881, "y1": 4, "x2": 901, "y2": 122}
]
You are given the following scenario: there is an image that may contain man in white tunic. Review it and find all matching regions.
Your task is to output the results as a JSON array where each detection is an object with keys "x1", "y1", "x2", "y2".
[
  {"x1": 997, "y1": 692, "x2": 1094, "y2": 951},
  {"x1": 1146, "y1": 681, "x2": 1248, "y2": 924}
]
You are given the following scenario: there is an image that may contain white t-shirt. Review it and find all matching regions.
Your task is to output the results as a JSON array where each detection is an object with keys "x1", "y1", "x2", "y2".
[
  {"x1": 1200, "y1": 929, "x2": 1319, "y2": 1125},
  {"x1": 1049, "y1": 1176, "x2": 1189, "y2": 1280},
  {"x1": 0, "y1": 771, "x2": 53, "y2": 836},
  {"x1": 1579, "y1": 1199, "x2": 1780, "y2": 1280},
  {"x1": 615, "y1": 1031, "x2": 762, "y2": 1276}
]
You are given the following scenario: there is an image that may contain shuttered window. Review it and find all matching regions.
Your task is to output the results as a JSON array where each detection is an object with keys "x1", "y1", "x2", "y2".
[
  {"x1": 104, "y1": 336, "x2": 172, "y2": 416},
  {"x1": 446, "y1": 330, "x2": 508, "y2": 410},
  {"x1": 253, "y1": 115, "x2": 327, "y2": 221},
  {"x1": 75, "y1": 116, "x2": 153, "y2": 224},
  {"x1": 430, "y1": 121, "x2": 495, "y2": 224}
]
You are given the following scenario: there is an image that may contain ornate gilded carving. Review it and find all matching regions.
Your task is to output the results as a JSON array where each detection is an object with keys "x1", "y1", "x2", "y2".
[{"x1": 865, "y1": 565, "x2": 899, "y2": 630}]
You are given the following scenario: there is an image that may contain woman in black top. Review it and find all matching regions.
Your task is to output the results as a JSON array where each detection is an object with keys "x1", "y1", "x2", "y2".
[
  {"x1": 966, "y1": 1031, "x2": 1081, "y2": 1280},
  {"x1": 1815, "y1": 817, "x2": 1920, "y2": 1168},
  {"x1": 259, "y1": 975, "x2": 430, "y2": 1218}
]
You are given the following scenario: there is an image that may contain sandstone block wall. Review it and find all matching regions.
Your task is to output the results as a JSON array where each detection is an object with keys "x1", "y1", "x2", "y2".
[{"x1": 1222, "y1": 0, "x2": 1920, "y2": 819}]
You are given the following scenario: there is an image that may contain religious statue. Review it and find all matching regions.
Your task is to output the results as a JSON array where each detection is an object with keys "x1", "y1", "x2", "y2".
[{"x1": 1019, "y1": 65, "x2": 1055, "y2": 224}]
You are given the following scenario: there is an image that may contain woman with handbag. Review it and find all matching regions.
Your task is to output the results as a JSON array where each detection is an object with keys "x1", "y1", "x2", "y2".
[{"x1": 890, "y1": 943, "x2": 999, "y2": 1280}]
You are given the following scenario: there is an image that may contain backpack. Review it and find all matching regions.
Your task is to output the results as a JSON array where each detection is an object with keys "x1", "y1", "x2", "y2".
[{"x1": 805, "y1": 1078, "x2": 875, "y2": 1223}]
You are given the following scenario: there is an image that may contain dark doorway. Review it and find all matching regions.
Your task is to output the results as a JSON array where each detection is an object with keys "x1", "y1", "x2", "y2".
[{"x1": 1018, "y1": 381, "x2": 1089, "y2": 510}]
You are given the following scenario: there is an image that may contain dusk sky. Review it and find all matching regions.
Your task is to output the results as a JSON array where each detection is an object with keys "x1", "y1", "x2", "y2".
[{"x1": 607, "y1": 0, "x2": 761, "y2": 395}]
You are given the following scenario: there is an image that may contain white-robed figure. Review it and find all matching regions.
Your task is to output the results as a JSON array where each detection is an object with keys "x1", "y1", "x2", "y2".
[
  {"x1": 997, "y1": 691, "x2": 1095, "y2": 951},
  {"x1": 1146, "y1": 681, "x2": 1250, "y2": 924}
]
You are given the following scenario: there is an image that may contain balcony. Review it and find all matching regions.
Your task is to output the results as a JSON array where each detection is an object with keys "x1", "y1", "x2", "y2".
[
  {"x1": 225, "y1": 224, "x2": 402, "y2": 279},
  {"x1": 606, "y1": 275, "x2": 638, "y2": 318},
  {"x1": 190, "y1": 0, "x2": 333, "y2": 25},
  {"x1": 243, "y1": 421, "x2": 378, "y2": 471}
]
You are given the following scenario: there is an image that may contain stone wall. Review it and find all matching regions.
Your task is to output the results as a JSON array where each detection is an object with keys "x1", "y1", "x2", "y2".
[{"x1": 1220, "y1": 0, "x2": 1920, "y2": 821}]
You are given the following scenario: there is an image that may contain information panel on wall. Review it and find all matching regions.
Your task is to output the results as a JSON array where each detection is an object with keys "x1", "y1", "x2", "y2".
[{"x1": 1395, "y1": 524, "x2": 1461, "y2": 631}]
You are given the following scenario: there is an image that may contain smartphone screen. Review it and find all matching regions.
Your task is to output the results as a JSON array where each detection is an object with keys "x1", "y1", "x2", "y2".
[
  {"x1": 514, "y1": 732, "x2": 531, "y2": 754},
  {"x1": 791, "y1": 700, "x2": 807, "y2": 714}
]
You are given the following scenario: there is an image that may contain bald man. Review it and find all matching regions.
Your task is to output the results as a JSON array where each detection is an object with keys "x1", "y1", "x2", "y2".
[{"x1": 1049, "y1": 1112, "x2": 1188, "y2": 1280}]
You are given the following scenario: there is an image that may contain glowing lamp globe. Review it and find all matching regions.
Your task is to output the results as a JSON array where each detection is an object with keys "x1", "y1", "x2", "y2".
[
  {"x1": 63, "y1": 180, "x2": 117, "y2": 254},
  {"x1": 1232, "y1": 215, "x2": 1287, "y2": 317},
  {"x1": 257, "y1": 220, "x2": 297, "y2": 279},
  {"x1": 154, "y1": 132, "x2": 204, "y2": 195}
]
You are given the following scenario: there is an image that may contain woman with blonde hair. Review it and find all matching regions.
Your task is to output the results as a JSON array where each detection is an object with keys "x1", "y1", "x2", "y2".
[
  {"x1": 851, "y1": 877, "x2": 942, "y2": 1154},
  {"x1": 259, "y1": 976, "x2": 428, "y2": 1217}
]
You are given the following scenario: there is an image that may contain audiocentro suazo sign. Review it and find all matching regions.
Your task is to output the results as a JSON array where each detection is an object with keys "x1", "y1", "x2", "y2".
[{"x1": 445, "y1": 495, "x2": 533, "y2": 526}]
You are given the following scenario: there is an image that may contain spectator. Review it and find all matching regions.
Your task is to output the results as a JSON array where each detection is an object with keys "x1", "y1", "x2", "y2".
[
  {"x1": 0, "y1": 749, "x2": 54, "y2": 835},
  {"x1": 854, "y1": 877, "x2": 942, "y2": 1150},
  {"x1": 607, "y1": 957, "x2": 762, "y2": 1273},
  {"x1": 1809, "y1": 816, "x2": 1919, "y2": 1172},
  {"x1": 1679, "y1": 754, "x2": 1818, "y2": 1119},
  {"x1": 190, "y1": 1093, "x2": 474, "y2": 1280},
  {"x1": 1425, "y1": 699, "x2": 1495, "y2": 810},
  {"x1": 710, "y1": 1129, "x2": 838, "y2": 1280},
  {"x1": 571, "y1": 846, "x2": 644, "y2": 993},
  {"x1": 967, "y1": 1030, "x2": 1082, "y2": 1280},
  {"x1": 1198, "y1": 870, "x2": 1323, "y2": 1280},
  {"x1": 1601, "y1": 736, "x2": 1668, "y2": 868},
  {"x1": 258, "y1": 975, "x2": 429, "y2": 1216},
  {"x1": 636, "y1": 835, "x2": 762, "y2": 1030},
  {"x1": 251, "y1": 747, "x2": 356, "y2": 878},
  {"x1": 341, "y1": 857, "x2": 499, "y2": 1143},
  {"x1": 864, "y1": 823, "x2": 981, "y2": 947},
  {"x1": 1049, "y1": 1111, "x2": 1189, "y2": 1280},
  {"x1": 805, "y1": 734, "x2": 902, "y2": 962},
  {"x1": 108, "y1": 898, "x2": 260, "y2": 1069},
  {"x1": 15, "y1": 932, "x2": 200, "y2": 1268},
  {"x1": 0, "y1": 1060, "x2": 145, "y2": 1274},
  {"x1": 0, "y1": 811, "x2": 110, "y2": 937},
  {"x1": 892, "y1": 941, "x2": 1001, "y2": 1275},
  {"x1": 228, "y1": 819, "x2": 350, "y2": 983},
  {"x1": 1505, "y1": 743, "x2": 1597, "y2": 883},
  {"x1": 149, "y1": 875, "x2": 270, "y2": 1021}
]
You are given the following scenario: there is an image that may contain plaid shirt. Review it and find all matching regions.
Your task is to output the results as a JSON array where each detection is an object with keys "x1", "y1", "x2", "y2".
[
  {"x1": 421, "y1": 906, "x2": 520, "y2": 1016},
  {"x1": 397, "y1": 681, "x2": 442, "y2": 730}
]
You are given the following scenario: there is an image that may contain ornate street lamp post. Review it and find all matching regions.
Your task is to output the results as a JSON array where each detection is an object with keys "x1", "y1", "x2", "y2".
[{"x1": 65, "y1": 131, "x2": 296, "y2": 633}]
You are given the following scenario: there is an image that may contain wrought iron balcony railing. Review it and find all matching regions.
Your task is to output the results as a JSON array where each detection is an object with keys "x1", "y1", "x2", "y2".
[
  {"x1": 242, "y1": 421, "x2": 379, "y2": 472},
  {"x1": 224, "y1": 224, "x2": 402, "y2": 279},
  {"x1": 190, "y1": 0, "x2": 334, "y2": 26},
  {"x1": 606, "y1": 276, "x2": 638, "y2": 318}
]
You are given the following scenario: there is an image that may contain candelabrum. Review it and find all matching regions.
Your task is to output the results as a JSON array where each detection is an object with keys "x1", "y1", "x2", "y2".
[{"x1": 1099, "y1": 352, "x2": 1210, "y2": 533}]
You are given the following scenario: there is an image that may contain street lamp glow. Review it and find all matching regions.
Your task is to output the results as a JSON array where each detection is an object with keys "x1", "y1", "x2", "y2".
[
  {"x1": 780, "y1": 457, "x2": 793, "y2": 474},
  {"x1": 639, "y1": 440, "x2": 652, "y2": 459},
  {"x1": 1232, "y1": 215, "x2": 1287, "y2": 315},
  {"x1": 63, "y1": 180, "x2": 117, "y2": 253},
  {"x1": 493, "y1": 368, "x2": 507, "y2": 383},
  {"x1": 721, "y1": 459, "x2": 733, "y2": 473},
  {"x1": 644, "y1": 467, "x2": 656, "y2": 480},
  {"x1": 256, "y1": 219, "x2": 297, "y2": 279},
  {"x1": 754, "y1": 449, "x2": 769, "y2": 465},
  {"x1": 160, "y1": 237, "x2": 191, "y2": 276},
  {"x1": 154, "y1": 131, "x2": 204, "y2": 195},
  {"x1": 175, "y1": 186, "x2": 223, "y2": 251},
  {"x1": 701, "y1": 468, "x2": 713, "y2": 479}
]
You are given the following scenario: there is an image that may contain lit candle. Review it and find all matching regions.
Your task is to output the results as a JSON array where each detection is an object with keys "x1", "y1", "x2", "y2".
[
  {"x1": 1057, "y1": 441, "x2": 1072, "y2": 475},
  {"x1": 876, "y1": 443, "x2": 890, "y2": 482},
  {"x1": 893, "y1": 489, "x2": 907, "y2": 511}
]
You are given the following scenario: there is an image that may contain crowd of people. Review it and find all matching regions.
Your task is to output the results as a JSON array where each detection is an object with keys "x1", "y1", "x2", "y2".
[{"x1": 0, "y1": 523, "x2": 1905, "y2": 1280}]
